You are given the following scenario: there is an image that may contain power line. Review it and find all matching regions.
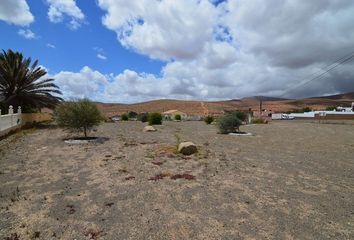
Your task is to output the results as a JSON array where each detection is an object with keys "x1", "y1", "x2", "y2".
[{"x1": 280, "y1": 51, "x2": 354, "y2": 97}]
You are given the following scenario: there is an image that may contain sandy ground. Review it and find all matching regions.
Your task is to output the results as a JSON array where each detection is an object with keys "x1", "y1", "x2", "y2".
[{"x1": 0, "y1": 121, "x2": 353, "y2": 239}]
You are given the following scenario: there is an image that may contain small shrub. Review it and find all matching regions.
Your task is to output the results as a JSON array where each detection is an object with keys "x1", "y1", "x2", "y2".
[
  {"x1": 54, "y1": 99, "x2": 104, "y2": 137},
  {"x1": 137, "y1": 113, "x2": 148, "y2": 122},
  {"x1": 302, "y1": 107, "x2": 312, "y2": 112},
  {"x1": 326, "y1": 106, "x2": 336, "y2": 111},
  {"x1": 174, "y1": 114, "x2": 181, "y2": 121},
  {"x1": 148, "y1": 112, "x2": 162, "y2": 125},
  {"x1": 128, "y1": 111, "x2": 138, "y2": 119},
  {"x1": 218, "y1": 113, "x2": 242, "y2": 134},
  {"x1": 252, "y1": 118, "x2": 268, "y2": 124},
  {"x1": 232, "y1": 111, "x2": 248, "y2": 122},
  {"x1": 204, "y1": 115, "x2": 214, "y2": 124},
  {"x1": 121, "y1": 113, "x2": 129, "y2": 121}
]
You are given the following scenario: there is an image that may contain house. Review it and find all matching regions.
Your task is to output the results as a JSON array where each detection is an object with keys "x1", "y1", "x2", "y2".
[
  {"x1": 162, "y1": 110, "x2": 188, "y2": 120},
  {"x1": 336, "y1": 102, "x2": 354, "y2": 112}
]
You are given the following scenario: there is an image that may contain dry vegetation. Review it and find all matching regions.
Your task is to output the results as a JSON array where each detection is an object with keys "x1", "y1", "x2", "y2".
[{"x1": 0, "y1": 121, "x2": 353, "y2": 239}]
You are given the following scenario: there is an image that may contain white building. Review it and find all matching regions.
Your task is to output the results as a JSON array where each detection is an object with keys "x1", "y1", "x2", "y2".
[{"x1": 336, "y1": 102, "x2": 354, "y2": 112}]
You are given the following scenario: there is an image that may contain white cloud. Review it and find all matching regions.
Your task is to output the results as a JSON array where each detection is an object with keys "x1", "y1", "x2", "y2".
[
  {"x1": 46, "y1": 43, "x2": 56, "y2": 48},
  {"x1": 46, "y1": 0, "x2": 85, "y2": 29},
  {"x1": 96, "y1": 0, "x2": 354, "y2": 100},
  {"x1": 53, "y1": 66, "x2": 108, "y2": 100},
  {"x1": 97, "y1": 54, "x2": 107, "y2": 60},
  {"x1": 98, "y1": 0, "x2": 220, "y2": 61},
  {"x1": 18, "y1": 29, "x2": 36, "y2": 39},
  {"x1": 0, "y1": 0, "x2": 34, "y2": 26},
  {"x1": 93, "y1": 47, "x2": 107, "y2": 60}
]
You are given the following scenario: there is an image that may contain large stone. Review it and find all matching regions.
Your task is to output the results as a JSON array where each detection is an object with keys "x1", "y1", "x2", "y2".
[
  {"x1": 143, "y1": 126, "x2": 157, "y2": 132},
  {"x1": 178, "y1": 142, "x2": 198, "y2": 155}
]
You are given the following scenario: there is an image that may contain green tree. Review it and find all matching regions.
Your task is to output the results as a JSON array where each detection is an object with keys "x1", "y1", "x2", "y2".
[
  {"x1": 232, "y1": 111, "x2": 247, "y2": 122},
  {"x1": 137, "y1": 112, "x2": 148, "y2": 122},
  {"x1": 128, "y1": 111, "x2": 138, "y2": 119},
  {"x1": 218, "y1": 113, "x2": 242, "y2": 134},
  {"x1": 121, "y1": 113, "x2": 129, "y2": 121},
  {"x1": 54, "y1": 99, "x2": 104, "y2": 137},
  {"x1": 174, "y1": 114, "x2": 181, "y2": 121},
  {"x1": 0, "y1": 49, "x2": 62, "y2": 112},
  {"x1": 148, "y1": 112, "x2": 162, "y2": 125}
]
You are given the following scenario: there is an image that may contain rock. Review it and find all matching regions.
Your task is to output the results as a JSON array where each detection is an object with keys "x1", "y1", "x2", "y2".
[
  {"x1": 143, "y1": 126, "x2": 157, "y2": 132},
  {"x1": 178, "y1": 142, "x2": 198, "y2": 155}
]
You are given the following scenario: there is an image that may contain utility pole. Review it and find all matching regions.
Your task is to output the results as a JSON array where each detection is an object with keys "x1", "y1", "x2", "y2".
[{"x1": 259, "y1": 100, "x2": 263, "y2": 119}]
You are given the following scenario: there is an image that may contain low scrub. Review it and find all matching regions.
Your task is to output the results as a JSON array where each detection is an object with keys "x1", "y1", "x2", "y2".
[
  {"x1": 128, "y1": 111, "x2": 138, "y2": 119},
  {"x1": 121, "y1": 113, "x2": 129, "y2": 121},
  {"x1": 218, "y1": 113, "x2": 242, "y2": 134},
  {"x1": 137, "y1": 112, "x2": 148, "y2": 122},
  {"x1": 148, "y1": 112, "x2": 162, "y2": 125},
  {"x1": 174, "y1": 114, "x2": 181, "y2": 121},
  {"x1": 252, "y1": 118, "x2": 268, "y2": 124},
  {"x1": 204, "y1": 115, "x2": 214, "y2": 124}
]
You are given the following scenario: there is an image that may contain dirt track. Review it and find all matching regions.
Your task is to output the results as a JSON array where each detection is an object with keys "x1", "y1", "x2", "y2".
[{"x1": 0, "y1": 121, "x2": 353, "y2": 239}]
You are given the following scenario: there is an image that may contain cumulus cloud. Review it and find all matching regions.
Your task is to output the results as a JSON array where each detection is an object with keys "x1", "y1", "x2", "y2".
[
  {"x1": 53, "y1": 66, "x2": 108, "y2": 100},
  {"x1": 94, "y1": 0, "x2": 354, "y2": 100},
  {"x1": 98, "y1": 0, "x2": 220, "y2": 60},
  {"x1": 0, "y1": 0, "x2": 34, "y2": 26},
  {"x1": 46, "y1": 0, "x2": 85, "y2": 29},
  {"x1": 18, "y1": 29, "x2": 37, "y2": 39}
]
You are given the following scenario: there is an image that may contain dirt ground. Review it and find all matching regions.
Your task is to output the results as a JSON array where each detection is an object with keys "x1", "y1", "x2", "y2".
[{"x1": 0, "y1": 121, "x2": 353, "y2": 239}]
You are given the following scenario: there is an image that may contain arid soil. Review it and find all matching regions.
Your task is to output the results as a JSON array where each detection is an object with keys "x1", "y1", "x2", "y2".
[{"x1": 0, "y1": 121, "x2": 353, "y2": 239}]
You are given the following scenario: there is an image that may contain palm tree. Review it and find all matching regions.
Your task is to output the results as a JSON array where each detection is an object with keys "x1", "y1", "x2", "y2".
[{"x1": 0, "y1": 49, "x2": 62, "y2": 112}]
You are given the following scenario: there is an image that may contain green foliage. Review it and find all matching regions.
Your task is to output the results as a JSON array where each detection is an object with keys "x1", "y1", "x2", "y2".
[
  {"x1": 218, "y1": 113, "x2": 242, "y2": 134},
  {"x1": 0, "y1": 49, "x2": 62, "y2": 111},
  {"x1": 128, "y1": 111, "x2": 138, "y2": 119},
  {"x1": 204, "y1": 115, "x2": 214, "y2": 124},
  {"x1": 121, "y1": 113, "x2": 129, "y2": 121},
  {"x1": 174, "y1": 114, "x2": 181, "y2": 121},
  {"x1": 286, "y1": 107, "x2": 312, "y2": 114},
  {"x1": 326, "y1": 106, "x2": 336, "y2": 111},
  {"x1": 232, "y1": 111, "x2": 248, "y2": 122},
  {"x1": 302, "y1": 107, "x2": 312, "y2": 112},
  {"x1": 54, "y1": 99, "x2": 104, "y2": 137},
  {"x1": 252, "y1": 118, "x2": 268, "y2": 124},
  {"x1": 148, "y1": 112, "x2": 162, "y2": 125},
  {"x1": 137, "y1": 112, "x2": 148, "y2": 122}
]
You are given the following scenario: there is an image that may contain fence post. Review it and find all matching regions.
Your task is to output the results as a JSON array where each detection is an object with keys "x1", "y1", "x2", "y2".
[
  {"x1": 8, "y1": 105, "x2": 13, "y2": 114},
  {"x1": 17, "y1": 106, "x2": 22, "y2": 125},
  {"x1": 9, "y1": 106, "x2": 14, "y2": 127}
]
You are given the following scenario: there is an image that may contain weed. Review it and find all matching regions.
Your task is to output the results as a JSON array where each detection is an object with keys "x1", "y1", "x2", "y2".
[
  {"x1": 84, "y1": 229, "x2": 104, "y2": 240},
  {"x1": 149, "y1": 172, "x2": 171, "y2": 181},
  {"x1": 125, "y1": 176, "x2": 135, "y2": 180},
  {"x1": 170, "y1": 174, "x2": 196, "y2": 180}
]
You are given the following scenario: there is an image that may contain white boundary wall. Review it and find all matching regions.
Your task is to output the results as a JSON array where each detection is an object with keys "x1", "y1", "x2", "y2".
[{"x1": 0, "y1": 106, "x2": 22, "y2": 136}]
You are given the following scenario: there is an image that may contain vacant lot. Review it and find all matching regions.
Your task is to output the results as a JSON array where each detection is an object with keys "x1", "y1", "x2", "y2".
[{"x1": 0, "y1": 121, "x2": 353, "y2": 239}]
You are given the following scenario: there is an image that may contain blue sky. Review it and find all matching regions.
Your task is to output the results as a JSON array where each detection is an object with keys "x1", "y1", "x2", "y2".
[
  {"x1": 1, "y1": 0, "x2": 354, "y2": 103},
  {"x1": 0, "y1": 0, "x2": 165, "y2": 75}
]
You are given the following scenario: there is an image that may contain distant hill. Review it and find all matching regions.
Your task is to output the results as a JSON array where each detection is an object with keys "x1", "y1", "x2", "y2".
[
  {"x1": 241, "y1": 96, "x2": 291, "y2": 102},
  {"x1": 309, "y1": 92, "x2": 354, "y2": 100},
  {"x1": 97, "y1": 92, "x2": 354, "y2": 117}
]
